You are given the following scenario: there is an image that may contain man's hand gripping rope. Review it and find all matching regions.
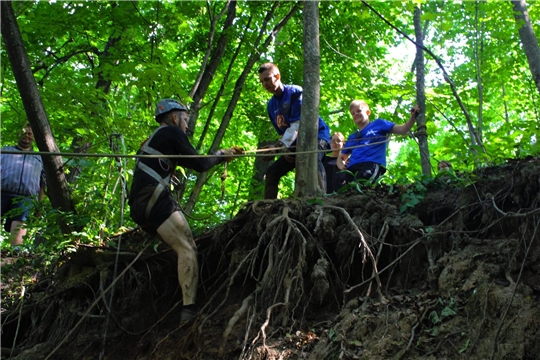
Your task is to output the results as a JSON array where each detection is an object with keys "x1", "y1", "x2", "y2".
[{"x1": 258, "y1": 141, "x2": 292, "y2": 162}]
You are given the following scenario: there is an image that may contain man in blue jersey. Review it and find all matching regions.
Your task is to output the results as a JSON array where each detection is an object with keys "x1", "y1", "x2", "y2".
[
  {"x1": 258, "y1": 62, "x2": 331, "y2": 199},
  {"x1": 1, "y1": 124, "x2": 46, "y2": 248},
  {"x1": 337, "y1": 100, "x2": 420, "y2": 188}
]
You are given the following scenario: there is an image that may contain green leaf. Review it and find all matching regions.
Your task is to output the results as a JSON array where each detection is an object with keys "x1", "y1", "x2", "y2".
[
  {"x1": 428, "y1": 310, "x2": 440, "y2": 324},
  {"x1": 441, "y1": 306, "x2": 457, "y2": 319}
]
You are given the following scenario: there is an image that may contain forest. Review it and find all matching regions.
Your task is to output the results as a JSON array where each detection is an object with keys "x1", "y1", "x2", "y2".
[
  {"x1": 1, "y1": 1, "x2": 540, "y2": 359},
  {"x1": 1, "y1": 0, "x2": 538, "y2": 242}
]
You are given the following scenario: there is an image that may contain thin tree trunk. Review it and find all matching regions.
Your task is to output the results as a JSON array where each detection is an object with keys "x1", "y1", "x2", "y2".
[
  {"x1": 183, "y1": 2, "x2": 299, "y2": 214},
  {"x1": 413, "y1": 7, "x2": 430, "y2": 176},
  {"x1": 187, "y1": 1, "x2": 236, "y2": 135},
  {"x1": 475, "y1": 1, "x2": 485, "y2": 142},
  {"x1": 1, "y1": 1, "x2": 74, "y2": 234},
  {"x1": 295, "y1": 0, "x2": 321, "y2": 197},
  {"x1": 175, "y1": 12, "x2": 252, "y2": 203},
  {"x1": 189, "y1": 1, "x2": 231, "y2": 100},
  {"x1": 502, "y1": 83, "x2": 510, "y2": 127},
  {"x1": 361, "y1": 0, "x2": 485, "y2": 155},
  {"x1": 511, "y1": 0, "x2": 540, "y2": 95}
]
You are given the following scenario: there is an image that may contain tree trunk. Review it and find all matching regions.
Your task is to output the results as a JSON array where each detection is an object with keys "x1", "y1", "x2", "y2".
[
  {"x1": 187, "y1": 1, "x2": 236, "y2": 135},
  {"x1": 295, "y1": 0, "x2": 321, "y2": 197},
  {"x1": 360, "y1": 0, "x2": 485, "y2": 155},
  {"x1": 1, "y1": 1, "x2": 74, "y2": 234},
  {"x1": 183, "y1": 2, "x2": 299, "y2": 214},
  {"x1": 475, "y1": 2, "x2": 485, "y2": 143},
  {"x1": 511, "y1": 0, "x2": 540, "y2": 95},
  {"x1": 189, "y1": 1, "x2": 232, "y2": 100},
  {"x1": 413, "y1": 6, "x2": 430, "y2": 176}
]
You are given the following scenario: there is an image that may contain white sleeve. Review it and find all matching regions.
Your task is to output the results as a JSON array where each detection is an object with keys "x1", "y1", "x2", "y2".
[{"x1": 280, "y1": 122, "x2": 300, "y2": 148}]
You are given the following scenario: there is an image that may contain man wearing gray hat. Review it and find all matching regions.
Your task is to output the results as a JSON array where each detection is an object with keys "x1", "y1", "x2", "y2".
[{"x1": 128, "y1": 99, "x2": 237, "y2": 322}]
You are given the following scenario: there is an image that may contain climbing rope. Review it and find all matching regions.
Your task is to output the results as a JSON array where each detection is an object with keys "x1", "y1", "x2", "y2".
[{"x1": 0, "y1": 135, "x2": 402, "y2": 160}]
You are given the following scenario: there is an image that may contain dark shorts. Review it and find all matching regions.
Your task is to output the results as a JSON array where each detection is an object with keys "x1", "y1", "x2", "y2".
[
  {"x1": 128, "y1": 185, "x2": 180, "y2": 235},
  {"x1": 1, "y1": 192, "x2": 33, "y2": 232},
  {"x1": 336, "y1": 162, "x2": 386, "y2": 191}
]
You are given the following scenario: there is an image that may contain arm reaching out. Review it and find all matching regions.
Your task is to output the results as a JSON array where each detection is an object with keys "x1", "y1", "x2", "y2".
[
  {"x1": 337, "y1": 153, "x2": 350, "y2": 170},
  {"x1": 391, "y1": 105, "x2": 420, "y2": 135}
]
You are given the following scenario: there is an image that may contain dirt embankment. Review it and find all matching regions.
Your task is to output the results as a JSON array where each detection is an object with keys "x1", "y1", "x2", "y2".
[{"x1": 2, "y1": 157, "x2": 539, "y2": 360}]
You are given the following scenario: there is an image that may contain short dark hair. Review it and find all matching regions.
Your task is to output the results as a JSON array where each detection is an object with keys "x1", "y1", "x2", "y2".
[
  {"x1": 156, "y1": 110, "x2": 183, "y2": 124},
  {"x1": 258, "y1": 62, "x2": 279, "y2": 74}
]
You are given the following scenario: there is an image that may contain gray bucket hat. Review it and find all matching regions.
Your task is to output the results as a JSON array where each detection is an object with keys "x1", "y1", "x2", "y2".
[{"x1": 155, "y1": 99, "x2": 188, "y2": 119}]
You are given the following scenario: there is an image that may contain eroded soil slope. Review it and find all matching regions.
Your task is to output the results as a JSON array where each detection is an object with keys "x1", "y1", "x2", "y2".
[{"x1": 2, "y1": 156, "x2": 539, "y2": 360}]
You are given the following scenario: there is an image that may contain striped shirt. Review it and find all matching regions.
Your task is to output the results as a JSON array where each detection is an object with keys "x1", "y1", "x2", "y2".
[{"x1": 0, "y1": 146, "x2": 45, "y2": 196}]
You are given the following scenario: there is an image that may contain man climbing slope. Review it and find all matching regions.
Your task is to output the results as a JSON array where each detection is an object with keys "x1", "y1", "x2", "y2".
[{"x1": 129, "y1": 99, "x2": 238, "y2": 322}]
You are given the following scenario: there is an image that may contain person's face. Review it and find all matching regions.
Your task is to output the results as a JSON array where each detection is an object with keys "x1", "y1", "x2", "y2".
[
  {"x1": 177, "y1": 111, "x2": 189, "y2": 132},
  {"x1": 259, "y1": 69, "x2": 281, "y2": 94},
  {"x1": 330, "y1": 135, "x2": 343, "y2": 150},
  {"x1": 350, "y1": 105, "x2": 371, "y2": 128},
  {"x1": 438, "y1": 162, "x2": 450, "y2": 172},
  {"x1": 18, "y1": 126, "x2": 34, "y2": 149}
]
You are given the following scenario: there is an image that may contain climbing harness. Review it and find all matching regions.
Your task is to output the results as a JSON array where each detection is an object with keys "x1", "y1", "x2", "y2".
[{"x1": 135, "y1": 127, "x2": 176, "y2": 219}]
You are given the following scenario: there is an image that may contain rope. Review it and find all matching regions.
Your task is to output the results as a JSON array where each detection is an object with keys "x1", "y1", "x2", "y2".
[{"x1": 0, "y1": 135, "x2": 413, "y2": 160}]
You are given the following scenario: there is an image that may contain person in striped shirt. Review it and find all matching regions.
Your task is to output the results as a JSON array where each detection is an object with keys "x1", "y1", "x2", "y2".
[{"x1": 1, "y1": 124, "x2": 46, "y2": 249}]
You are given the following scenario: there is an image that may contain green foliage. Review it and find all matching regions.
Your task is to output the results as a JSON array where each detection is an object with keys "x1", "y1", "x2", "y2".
[
  {"x1": 2, "y1": 1, "x2": 539, "y2": 258},
  {"x1": 396, "y1": 174, "x2": 431, "y2": 213},
  {"x1": 425, "y1": 297, "x2": 460, "y2": 337}
]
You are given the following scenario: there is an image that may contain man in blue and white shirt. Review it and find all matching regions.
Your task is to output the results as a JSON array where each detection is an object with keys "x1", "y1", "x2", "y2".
[
  {"x1": 1, "y1": 124, "x2": 46, "y2": 248},
  {"x1": 258, "y1": 62, "x2": 331, "y2": 199}
]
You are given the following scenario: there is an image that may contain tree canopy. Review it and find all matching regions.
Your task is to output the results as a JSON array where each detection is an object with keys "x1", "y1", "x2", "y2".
[{"x1": 1, "y1": 0, "x2": 538, "y2": 245}]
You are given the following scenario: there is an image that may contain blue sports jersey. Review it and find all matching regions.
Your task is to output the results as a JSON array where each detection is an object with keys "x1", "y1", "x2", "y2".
[
  {"x1": 341, "y1": 119, "x2": 395, "y2": 168},
  {"x1": 267, "y1": 84, "x2": 330, "y2": 143}
]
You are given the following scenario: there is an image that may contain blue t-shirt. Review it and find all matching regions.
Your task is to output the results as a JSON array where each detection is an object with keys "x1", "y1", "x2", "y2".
[
  {"x1": 267, "y1": 84, "x2": 330, "y2": 143},
  {"x1": 341, "y1": 119, "x2": 395, "y2": 168}
]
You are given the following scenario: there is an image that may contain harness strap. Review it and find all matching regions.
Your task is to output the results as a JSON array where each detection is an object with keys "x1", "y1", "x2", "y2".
[
  {"x1": 137, "y1": 161, "x2": 171, "y2": 218},
  {"x1": 145, "y1": 183, "x2": 165, "y2": 219},
  {"x1": 135, "y1": 126, "x2": 176, "y2": 218},
  {"x1": 141, "y1": 143, "x2": 174, "y2": 169}
]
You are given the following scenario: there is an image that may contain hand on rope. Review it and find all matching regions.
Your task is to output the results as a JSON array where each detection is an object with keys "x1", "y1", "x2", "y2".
[
  {"x1": 218, "y1": 145, "x2": 245, "y2": 162},
  {"x1": 259, "y1": 140, "x2": 287, "y2": 162}
]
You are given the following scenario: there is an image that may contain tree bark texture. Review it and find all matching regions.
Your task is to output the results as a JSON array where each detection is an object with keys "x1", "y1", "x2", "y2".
[
  {"x1": 295, "y1": 0, "x2": 320, "y2": 198},
  {"x1": 413, "y1": 7, "x2": 430, "y2": 176},
  {"x1": 511, "y1": 0, "x2": 540, "y2": 95},
  {"x1": 1, "y1": 1, "x2": 75, "y2": 234}
]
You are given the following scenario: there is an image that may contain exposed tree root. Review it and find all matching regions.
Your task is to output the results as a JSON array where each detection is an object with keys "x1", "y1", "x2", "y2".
[
  {"x1": 4, "y1": 157, "x2": 540, "y2": 360},
  {"x1": 44, "y1": 243, "x2": 150, "y2": 360}
]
